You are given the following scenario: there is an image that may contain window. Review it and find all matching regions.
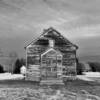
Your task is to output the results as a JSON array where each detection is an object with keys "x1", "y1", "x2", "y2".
[
  {"x1": 57, "y1": 55, "x2": 62, "y2": 65},
  {"x1": 46, "y1": 59, "x2": 51, "y2": 66},
  {"x1": 49, "y1": 40, "x2": 54, "y2": 47}
]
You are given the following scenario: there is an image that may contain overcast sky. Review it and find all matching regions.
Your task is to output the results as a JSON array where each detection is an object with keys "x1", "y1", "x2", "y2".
[{"x1": 0, "y1": 0, "x2": 100, "y2": 57}]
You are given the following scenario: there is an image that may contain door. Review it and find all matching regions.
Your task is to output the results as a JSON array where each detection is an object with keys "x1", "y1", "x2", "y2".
[
  {"x1": 46, "y1": 56, "x2": 57, "y2": 78},
  {"x1": 41, "y1": 49, "x2": 62, "y2": 79}
]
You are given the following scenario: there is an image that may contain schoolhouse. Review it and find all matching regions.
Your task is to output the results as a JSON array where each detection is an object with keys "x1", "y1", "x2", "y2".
[{"x1": 25, "y1": 27, "x2": 78, "y2": 84}]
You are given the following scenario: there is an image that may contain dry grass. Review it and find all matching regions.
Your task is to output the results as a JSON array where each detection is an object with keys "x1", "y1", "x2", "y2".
[
  {"x1": 0, "y1": 80, "x2": 99, "y2": 95},
  {"x1": 0, "y1": 79, "x2": 100, "y2": 99}
]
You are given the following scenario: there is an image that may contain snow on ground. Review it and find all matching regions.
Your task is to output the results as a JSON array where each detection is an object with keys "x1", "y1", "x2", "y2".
[
  {"x1": 0, "y1": 72, "x2": 100, "y2": 82},
  {"x1": 83, "y1": 72, "x2": 100, "y2": 77},
  {"x1": 0, "y1": 73, "x2": 24, "y2": 80},
  {"x1": 83, "y1": 72, "x2": 100, "y2": 82},
  {"x1": 77, "y1": 72, "x2": 100, "y2": 82},
  {"x1": 77, "y1": 75, "x2": 94, "y2": 81}
]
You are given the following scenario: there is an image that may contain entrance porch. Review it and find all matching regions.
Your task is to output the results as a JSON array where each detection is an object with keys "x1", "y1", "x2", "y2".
[{"x1": 40, "y1": 48, "x2": 64, "y2": 84}]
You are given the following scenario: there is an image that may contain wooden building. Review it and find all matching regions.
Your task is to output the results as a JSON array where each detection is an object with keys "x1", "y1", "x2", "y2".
[{"x1": 25, "y1": 27, "x2": 78, "y2": 83}]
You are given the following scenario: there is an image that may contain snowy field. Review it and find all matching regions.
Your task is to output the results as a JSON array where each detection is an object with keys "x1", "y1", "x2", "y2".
[
  {"x1": 0, "y1": 73, "x2": 24, "y2": 80},
  {"x1": 77, "y1": 72, "x2": 100, "y2": 82},
  {"x1": 83, "y1": 72, "x2": 100, "y2": 77},
  {"x1": 0, "y1": 72, "x2": 100, "y2": 82},
  {"x1": 77, "y1": 75, "x2": 94, "y2": 81}
]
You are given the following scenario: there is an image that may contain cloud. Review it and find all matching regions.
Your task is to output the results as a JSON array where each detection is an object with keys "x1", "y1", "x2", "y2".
[
  {"x1": 0, "y1": 0, "x2": 100, "y2": 57},
  {"x1": 1, "y1": 0, "x2": 99, "y2": 39},
  {"x1": 62, "y1": 25, "x2": 100, "y2": 39},
  {"x1": 45, "y1": 0, "x2": 100, "y2": 15}
]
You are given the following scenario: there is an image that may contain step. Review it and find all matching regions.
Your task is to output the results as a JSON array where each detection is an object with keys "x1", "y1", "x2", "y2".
[{"x1": 40, "y1": 79, "x2": 64, "y2": 85}]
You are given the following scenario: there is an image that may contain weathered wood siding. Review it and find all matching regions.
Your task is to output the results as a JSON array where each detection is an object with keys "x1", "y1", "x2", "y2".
[
  {"x1": 62, "y1": 52, "x2": 76, "y2": 75},
  {"x1": 26, "y1": 45, "x2": 76, "y2": 79},
  {"x1": 26, "y1": 65, "x2": 40, "y2": 81},
  {"x1": 26, "y1": 46, "x2": 42, "y2": 81}
]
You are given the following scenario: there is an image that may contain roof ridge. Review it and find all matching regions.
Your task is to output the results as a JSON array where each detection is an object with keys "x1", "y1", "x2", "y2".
[{"x1": 24, "y1": 27, "x2": 78, "y2": 49}]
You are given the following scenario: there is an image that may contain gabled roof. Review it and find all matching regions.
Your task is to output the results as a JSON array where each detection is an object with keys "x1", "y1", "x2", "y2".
[{"x1": 25, "y1": 27, "x2": 78, "y2": 49}]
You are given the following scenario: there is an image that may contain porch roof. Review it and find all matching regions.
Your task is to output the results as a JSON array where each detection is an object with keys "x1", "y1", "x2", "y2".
[{"x1": 41, "y1": 48, "x2": 63, "y2": 57}]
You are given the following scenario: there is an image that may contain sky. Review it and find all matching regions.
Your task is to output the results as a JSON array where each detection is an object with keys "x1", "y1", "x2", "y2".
[{"x1": 0, "y1": 0, "x2": 100, "y2": 58}]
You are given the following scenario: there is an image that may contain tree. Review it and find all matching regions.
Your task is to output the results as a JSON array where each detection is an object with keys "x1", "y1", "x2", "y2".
[
  {"x1": 0, "y1": 64, "x2": 4, "y2": 73},
  {"x1": 76, "y1": 58, "x2": 84, "y2": 75},
  {"x1": 0, "y1": 48, "x2": 4, "y2": 57},
  {"x1": 14, "y1": 58, "x2": 26, "y2": 74},
  {"x1": 14, "y1": 59, "x2": 21, "y2": 74},
  {"x1": 88, "y1": 62, "x2": 100, "y2": 72},
  {"x1": 20, "y1": 58, "x2": 26, "y2": 66},
  {"x1": 8, "y1": 51, "x2": 18, "y2": 73}
]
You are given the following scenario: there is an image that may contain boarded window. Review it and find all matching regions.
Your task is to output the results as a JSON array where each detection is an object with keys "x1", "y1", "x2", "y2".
[{"x1": 27, "y1": 55, "x2": 40, "y2": 65}]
